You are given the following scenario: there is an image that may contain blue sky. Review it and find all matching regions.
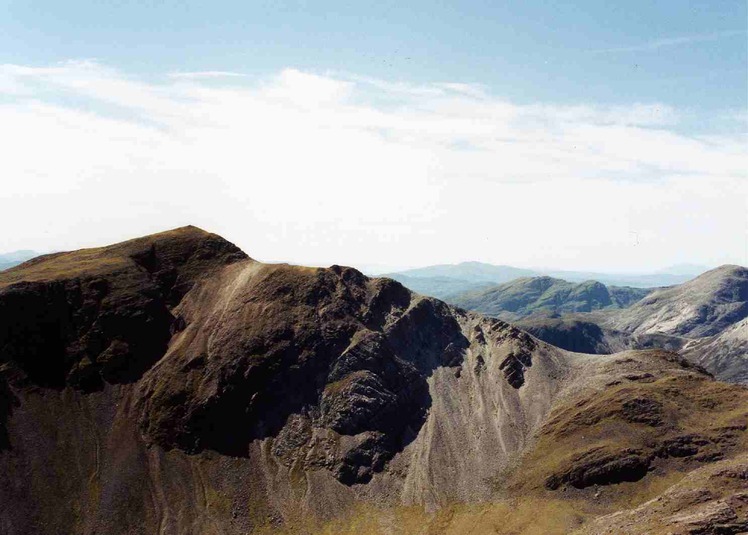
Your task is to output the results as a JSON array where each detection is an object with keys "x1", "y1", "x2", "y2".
[
  {"x1": 3, "y1": 1, "x2": 745, "y2": 113},
  {"x1": 1, "y1": 1, "x2": 746, "y2": 271}
]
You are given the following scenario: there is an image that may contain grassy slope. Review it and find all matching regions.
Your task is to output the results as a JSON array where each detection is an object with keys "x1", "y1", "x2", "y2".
[{"x1": 448, "y1": 276, "x2": 653, "y2": 320}]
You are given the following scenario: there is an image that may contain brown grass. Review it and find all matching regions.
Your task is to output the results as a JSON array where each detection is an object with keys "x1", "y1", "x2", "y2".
[{"x1": 0, "y1": 226, "x2": 221, "y2": 287}]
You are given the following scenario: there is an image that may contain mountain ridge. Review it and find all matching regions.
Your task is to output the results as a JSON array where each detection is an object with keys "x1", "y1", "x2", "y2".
[
  {"x1": 509, "y1": 265, "x2": 748, "y2": 384},
  {"x1": 600, "y1": 264, "x2": 748, "y2": 338},
  {"x1": 383, "y1": 261, "x2": 708, "y2": 300},
  {"x1": 0, "y1": 227, "x2": 746, "y2": 534},
  {"x1": 448, "y1": 276, "x2": 654, "y2": 320}
]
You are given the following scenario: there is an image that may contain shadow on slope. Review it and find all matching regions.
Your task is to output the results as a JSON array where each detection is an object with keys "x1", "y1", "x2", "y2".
[{"x1": 137, "y1": 263, "x2": 470, "y2": 485}]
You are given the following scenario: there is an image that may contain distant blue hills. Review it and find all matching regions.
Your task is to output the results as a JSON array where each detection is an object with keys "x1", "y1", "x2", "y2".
[
  {"x1": 381, "y1": 261, "x2": 710, "y2": 300},
  {"x1": 0, "y1": 250, "x2": 40, "y2": 272}
]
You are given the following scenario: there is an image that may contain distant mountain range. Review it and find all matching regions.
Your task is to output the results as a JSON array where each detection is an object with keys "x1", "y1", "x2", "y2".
[
  {"x1": 383, "y1": 261, "x2": 706, "y2": 300},
  {"x1": 510, "y1": 265, "x2": 747, "y2": 384},
  {"x1": 449, "y1": 276, "x2": 653, "y2": 320},
  {"x1": 0, "y1": 250, "x2": 39, "y2": 271},
  {"x1": 386, "y1": 263, "x2": 747, "y2": 384}
]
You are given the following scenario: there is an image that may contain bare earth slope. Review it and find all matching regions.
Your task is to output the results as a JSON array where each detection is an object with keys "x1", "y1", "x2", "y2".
[
  {"x1": 602, "y1": 265, "x2": 748, "y2": 338},
  {"x1": 681, "y1": 318, "x2": 748, "y2": 384},
  {"x1": 0, "y1": 227, "x2": 746, "y2": 534}
]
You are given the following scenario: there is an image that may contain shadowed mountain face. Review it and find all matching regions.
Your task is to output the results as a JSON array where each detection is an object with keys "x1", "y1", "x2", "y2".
[
  {"x1": 0, "y1": 226, "x2": 247, "y2": 391},
  {"x1": 449, "y1": 276, "x2": 653, "y2": 320},
  {"x1": 514, "y1": 318, "x2": 688, "y2": 356},
  {"x1": 514, "y1": 317, "x2": 616, "y2": 355},
  {"x1": 0, "y1": 228, "x2": 746, "y2": 535},
  {"x1": 137, "y1": 260, "x2": 473, "y2": 485}
]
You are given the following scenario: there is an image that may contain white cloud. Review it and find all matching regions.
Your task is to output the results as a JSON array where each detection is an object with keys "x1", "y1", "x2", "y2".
[
  {"x1": 0, "y1": 61, "x2": 745, "y2": 271},
  {"x1": 167, "y1": 71, "x2": 249, "y2": 79},
  {"x1": 593, "y1": 30, "x2": 746, "y2": 54}
]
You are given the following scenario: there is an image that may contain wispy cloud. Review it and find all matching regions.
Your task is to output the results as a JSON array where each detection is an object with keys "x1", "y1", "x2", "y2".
[
  {"x1": 167, "y1": 70, "x2": 249, "y2": 79},
  {"x1": 593, "y1": 30, "x2": 745, "y2": 54},
  {"x1": 0, "y1": 61, "x2": 745, "y2": 270}
]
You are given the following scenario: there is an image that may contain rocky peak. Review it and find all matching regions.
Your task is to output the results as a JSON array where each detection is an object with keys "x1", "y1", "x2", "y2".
[{"x1": 0, "y1": 226, "x2": 248, "y2": 390}]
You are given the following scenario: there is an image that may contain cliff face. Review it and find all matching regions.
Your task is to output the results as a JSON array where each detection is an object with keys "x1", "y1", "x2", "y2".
[
  {"x1": 137, "y1": 261, "x2": 472, "y2": 486},
  {"x1": 0, "y1": 227, "x2": 575, "y2": 533},
  {"x1": 0, "y1": 228, "x2": 746, "y2": 535}
]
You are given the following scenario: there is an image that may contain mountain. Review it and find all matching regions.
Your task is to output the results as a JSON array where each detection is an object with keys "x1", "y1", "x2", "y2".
[
  {"x1": 381, "y1": 273, "x2": 494, "y2": 300},
  {"x1": 681, "y1": 317, "x2": 748, "y2": 384},
  {"x1": 602, "y1": 265, "x2": 748, "y2": 338},
  {"x1": 449, "y1": 276, "x2": 653, "y2": 320},
  {"x1": 383, "y1": 262, "x2": 536, "y2": 299},
  {"x1": 384, "y1": 262, "x2": 700, "y2": 300},
  {"x1": 0, "y1": 227, "x2": 746, "y2": 534},
  {"x1": 0, "y1": 250, "x2": 39, "y2": 271},
  {"x1": 511, "y1": 266, "x2": 748, "y2": 384},
  {"x1": 386, "y1": 261, "x2": 537, "y2": 283}
]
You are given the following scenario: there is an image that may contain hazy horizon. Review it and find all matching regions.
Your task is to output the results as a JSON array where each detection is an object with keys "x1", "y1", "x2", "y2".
[{"x1": 0, "y1": 240, "x2": 725, "y2": 279}]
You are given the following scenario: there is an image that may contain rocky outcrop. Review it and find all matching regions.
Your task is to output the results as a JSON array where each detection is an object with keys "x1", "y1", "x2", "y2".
[
  {"x1": 519, "y1": 351, "x2": 747, "y2": 503},
  {"x1": 545, "y1": 447, "x2": 652, "y2": 489},
  {"x1": 581, "y1": 455, "x2": 748, "y2": 534}
]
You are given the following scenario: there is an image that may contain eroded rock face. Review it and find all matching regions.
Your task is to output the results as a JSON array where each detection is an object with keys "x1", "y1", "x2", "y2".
[
  {"x1": 136, "y1": 263, "x2": 469, "y2": 484},
  {"x1": 2, "y1": 227, "x2": 544, "y2": 494},
  {"x1": 496, "y1": 328, "x2": 536, "y2": 388}
]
